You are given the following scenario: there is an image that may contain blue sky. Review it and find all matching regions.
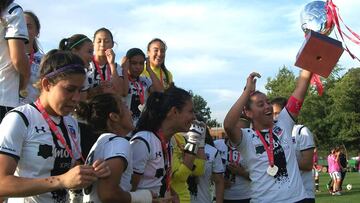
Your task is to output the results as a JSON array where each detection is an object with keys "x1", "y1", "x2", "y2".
[{"x1": 20, "y1": 0, "x2": 360, "y2": 124}]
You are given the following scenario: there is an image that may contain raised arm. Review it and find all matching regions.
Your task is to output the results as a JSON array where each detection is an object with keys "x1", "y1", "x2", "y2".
[
  {"x1": 224, "y1": 72, "x2": 260, "y2": 145},
  {"x1": 120, "y1": 56, "x2": 130, "y2": 97},
  {"x1": 286, "y1": 70, "x2": 312, "y2": 119}
]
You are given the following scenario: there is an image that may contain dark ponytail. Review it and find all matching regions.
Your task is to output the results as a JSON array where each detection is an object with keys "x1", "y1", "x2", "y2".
[
  {"x1": 75, "y1": 93, "x2": 120, "y2": 135},
  {"x1": 133, "y1": 86, "x2": 191, "y2": 134},
  {"x1": 59, "y1": 34, "x2": 91, "y2": 51}
]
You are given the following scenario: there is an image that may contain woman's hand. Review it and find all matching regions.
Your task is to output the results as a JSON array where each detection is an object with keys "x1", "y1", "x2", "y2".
[
  {"x1": 92, "y1": 160, "x2": 111, "y2": 178},
  {"x1": 121, "y1": 56, "x2": 130, "y2": 76},
  {"x1": 244, "y1": 72, "x2": 261, "y2": 93},
  {"x1": 105, "y1": 49, "x2": 115, "y2": 65},
  {"x1": 59, "y1": 165, "x2": 98, "y2": 190}
]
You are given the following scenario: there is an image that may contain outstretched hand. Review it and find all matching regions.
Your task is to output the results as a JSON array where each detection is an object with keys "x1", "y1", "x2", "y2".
[{"x1": 245, "y1": 72, "x2": 261, "y2": 93}]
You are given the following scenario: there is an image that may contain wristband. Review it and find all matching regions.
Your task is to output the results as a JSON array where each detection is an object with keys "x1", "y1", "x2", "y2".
[
  {"x1": 286, "y1": 95, "x2": 303, "y2": 115},
  {"x1": 130, "y1": 190, "x2": 152, "y2": 203}
]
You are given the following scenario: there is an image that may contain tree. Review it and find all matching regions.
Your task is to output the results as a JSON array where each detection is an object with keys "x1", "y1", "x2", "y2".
[
  {"x1": 190, "y1": 91, "x2": 221, "y2": 128},
  {"x1": 265, "y1": 65, "x2": 296, "y2": 100},
  {"x1": 326, "y1": 68, "x2": 360, "y2": 151}
]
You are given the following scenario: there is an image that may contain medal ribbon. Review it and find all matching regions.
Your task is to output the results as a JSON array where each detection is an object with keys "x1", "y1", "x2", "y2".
[
  {"x1": 29, "y1": 51, "x2": 34, "y2": 65},
  {"x1": 157, "y1": 130, "x2": 172, "y2": 192},
  {"x1": 93, "y1": 56, "x2": 111, "y2": 81},
  {"x1": 255, "y1": 129, "x2": 274, "y2": 167},
  {"x1": 35, "y1": 99, "x2": 85, "y2": 163},
  {"x1": 128, "y1": 76, "x2": 145, "y2": 104}
]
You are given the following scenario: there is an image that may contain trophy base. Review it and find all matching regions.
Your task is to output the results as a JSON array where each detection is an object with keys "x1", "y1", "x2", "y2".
[{"x1": 295, "y1": 30, "x2": 344, "y2": 78}]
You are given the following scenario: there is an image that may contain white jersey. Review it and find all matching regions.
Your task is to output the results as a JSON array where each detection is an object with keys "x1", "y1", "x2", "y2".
[
  {"x1": 20, "y1": 51, "x2": 43, "y2": 104},
  {"x1": 191, "y1": 144, "x2": 224, "y2": 203},
  {"x1": 83, "y1": 133, "x2": 132, "y2": 203},
  {"x1": 239, "y1": 108, "x2": 306, "y2": 202},
  {"x1": 292, "y1": 125, "x2": 315, "y2": 199},
  {"x1": 214, "y1": 139, "x2": 251, "y2": 200},
  {"x1": 0, "y1": 104, "x2": 81, "y2": 203},
  {"x1": 0, "y1": 2, "x2": 28, "y2": 107},
  {"x1": 86, "y1": 60, "x2": 123, "y2": 89},
  {"x1": 130, "y1": 131, "x2": 165, "y2": 195},
  {"x1": 123, "y1": 76, "x2": 152, "y2": 125}
]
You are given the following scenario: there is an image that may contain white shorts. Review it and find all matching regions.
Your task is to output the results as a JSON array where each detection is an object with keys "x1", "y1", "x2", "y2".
[{"x1": 331, "y1": 172, "x2": 341, "y2": 180}]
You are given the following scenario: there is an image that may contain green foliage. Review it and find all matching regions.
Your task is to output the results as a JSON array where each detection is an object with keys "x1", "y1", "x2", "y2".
[
  {"x1": 266, "y1": 66, "x2": 360, "y2": 151},
  {"x1": 189, "y1": 91, "x2": 221, "y2": 128},
  {"x1": 265, "y1": 65, "x2": 296, "y2": 100}
]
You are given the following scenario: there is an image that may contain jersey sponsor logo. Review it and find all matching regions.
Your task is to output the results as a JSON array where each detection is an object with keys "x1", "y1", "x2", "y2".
[
  {"x1": 38, "y1": 144, "x2": 52, "y2": 159},
  {"x1": 34, "y1": 126, "x2": 46, "y2": 133},
  {"x1": 53, "y1": 147, "x2": 71, "y2": 159}
]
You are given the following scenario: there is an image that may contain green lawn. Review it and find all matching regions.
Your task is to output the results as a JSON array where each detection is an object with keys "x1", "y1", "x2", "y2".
[{"x1": 316, "y1": 172, "x2": 360, "y2": 203}]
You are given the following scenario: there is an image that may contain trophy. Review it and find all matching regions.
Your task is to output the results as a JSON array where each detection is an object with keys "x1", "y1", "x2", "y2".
[{"x1": 295, "y1": 1, "x2": 344, "y2": 78}]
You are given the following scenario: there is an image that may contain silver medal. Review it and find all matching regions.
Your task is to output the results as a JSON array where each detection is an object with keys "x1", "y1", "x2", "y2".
[
  {"x1": 267, "y1": 165, "x2": 278, "y2": 176},
  {"x1": 138, "y1": 104, "x2": 145, "y2": 112}
]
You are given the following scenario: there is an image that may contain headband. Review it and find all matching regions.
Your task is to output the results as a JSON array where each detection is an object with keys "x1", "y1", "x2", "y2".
[
  {"x1": 45, "y1": 64, "x2": 85, "y2": 78},
  {"x1": 68, "y1": 37, "x2": 90, "y2": 50}
]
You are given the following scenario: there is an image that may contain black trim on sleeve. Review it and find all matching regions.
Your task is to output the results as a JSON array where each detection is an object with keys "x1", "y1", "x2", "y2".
[
  {"x1": 285, "y1": 108, "x2": 296, "y2": 122},
  {"x1": 0, "y1": 151, "x2": 20, "y2": 161},
  {"x1": 298, "y1": 125, "x2": 305, "y2": 136},
  {"x1": 300, "y1": 146, "x2": 315, "y2": 152},
  {"x1": 133, "y1": 171, "x2": 144, "y2": 175},
  {"x1": 4, "y1": 37, "x2": 28, "y2": 41},
  {"x1": 9, "y1": 110, "x2": 29, "y2": 127},
  {"x1": 8, "y1": 5, "x2": 22, "y2": 14},
  {"x1": 131, "y1": 137, "x2": 150, "y2": 153},
  {"x1": 106, "y1": 156, "x2": 128, "y2": 172},
  {"x1": 108, "y1": 135, "x2": 119, "y2": 141}
]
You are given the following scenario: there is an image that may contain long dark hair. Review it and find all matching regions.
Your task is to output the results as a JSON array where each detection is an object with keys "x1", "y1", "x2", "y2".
[
  {"x1": 93, "y1": 27, "x2": 114, "y2": 46},
  {"x1": 75, "y1": 93, "x2": 120, "y2": 136},
  {"x1": 147, "y1": 38, "x2": 172, "y2": 86},
  {"x1": 133, "y1": 86, "x2": 191, "y2": 134},
  {"x1": 59, "y1": 34, "x2": 91, "y2": 51}
]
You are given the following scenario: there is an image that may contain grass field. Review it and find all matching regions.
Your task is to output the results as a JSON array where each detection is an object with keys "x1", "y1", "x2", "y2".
[{"x1": 316, "y1": 172, "x2": 360, "y2": 203}]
